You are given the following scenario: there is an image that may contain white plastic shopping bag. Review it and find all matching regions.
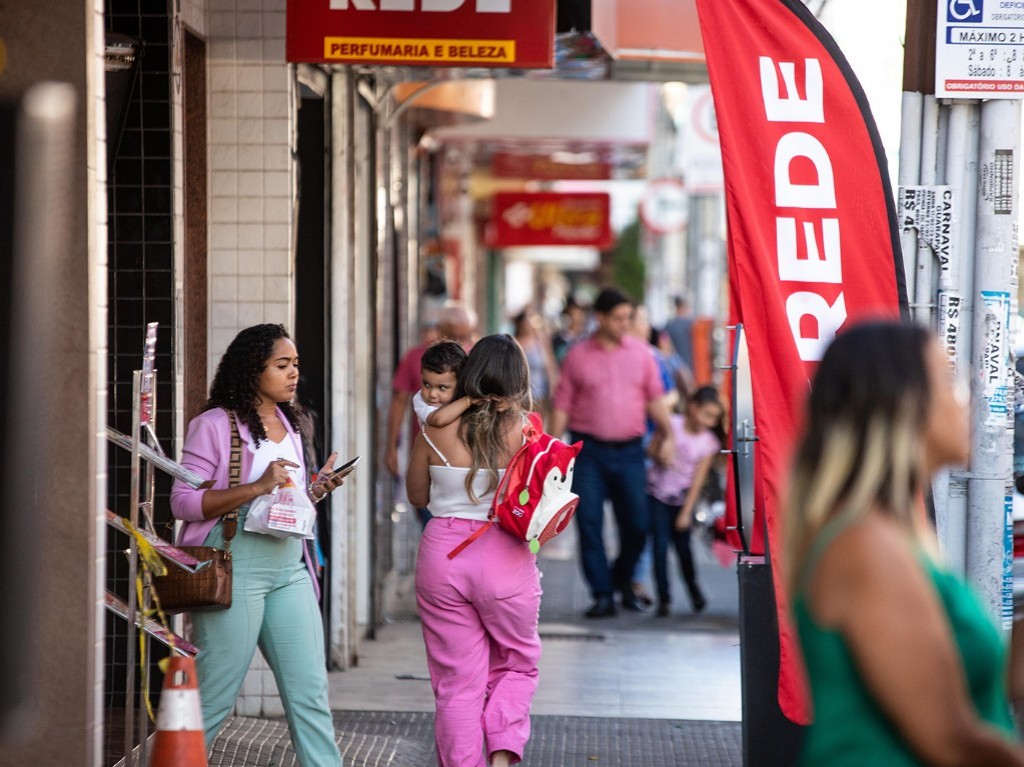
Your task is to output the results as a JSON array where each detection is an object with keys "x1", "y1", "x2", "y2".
[{"x1": 245, "y1": 475, "x2": 316, "y2": 539}]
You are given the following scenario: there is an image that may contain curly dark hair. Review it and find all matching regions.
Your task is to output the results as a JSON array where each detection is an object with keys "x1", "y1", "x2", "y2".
[
  {"x1": 421, "y1": 340, "x2": 467, "y2": 377},
  {"x1": 204, "y1": 323, "x2": 304, "y2": 447}
]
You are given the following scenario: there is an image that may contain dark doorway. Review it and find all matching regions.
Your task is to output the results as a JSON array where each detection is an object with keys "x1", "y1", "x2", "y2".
[{"x1": 294, "y1": 85, "x2": 332, "y2": 623}]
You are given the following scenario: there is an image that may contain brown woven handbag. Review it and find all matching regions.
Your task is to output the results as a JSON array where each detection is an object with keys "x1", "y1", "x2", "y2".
[{"x1": 153, "y1": 412, "x2": 242, "y2": 614}]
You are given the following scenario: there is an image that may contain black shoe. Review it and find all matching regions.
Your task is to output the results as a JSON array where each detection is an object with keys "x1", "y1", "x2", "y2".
[
  {"x1": 585, "y1": 596, "x2": 616, "y2": 618},
  {"x1": 692, "y1": 594, "x2": 707, "y2": 614},
  {"x1": 631, "y1": 583, "x2": 654, "y2": 607},
  {"x1": 656, "y1": 602, "x2": 670, "y2": 617},
  {"x1": 619, "y1": 590, "x2": 648, "y2": 612}
]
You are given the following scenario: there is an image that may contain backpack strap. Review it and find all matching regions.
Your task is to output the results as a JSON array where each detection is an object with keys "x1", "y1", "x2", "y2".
[
  {"x1": 489, "y1": 413, "x2": 542, "y2": 519},
  {"x1": 446, "y1": 520, "x2": 493, "y2": 559},
  {"x1": 524, "y1": 411, "x2": 543, "y2": 440}
]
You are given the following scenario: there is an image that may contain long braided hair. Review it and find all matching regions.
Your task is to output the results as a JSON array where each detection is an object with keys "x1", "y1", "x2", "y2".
[
  {"x1": 204, "y1": 323, "x2": 304, "y2": 447},
  {"x1": 452, "y1": 334, "x2": 533, "y2": 503}
]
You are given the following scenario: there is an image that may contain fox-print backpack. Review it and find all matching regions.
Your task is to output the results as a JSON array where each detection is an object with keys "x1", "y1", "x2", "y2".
[{"x1": 447, "y1": 412, "x2": 583, "y2": 558}]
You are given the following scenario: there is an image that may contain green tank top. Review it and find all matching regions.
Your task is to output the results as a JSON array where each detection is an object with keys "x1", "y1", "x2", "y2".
[{"x1": 795, "y1": 526, "x2": 1014, "y2": 766}]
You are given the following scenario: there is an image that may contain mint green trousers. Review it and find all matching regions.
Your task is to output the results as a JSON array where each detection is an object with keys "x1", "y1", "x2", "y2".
[{"x1": 192, "y1": 510, "x2": 342, "y2": 766}]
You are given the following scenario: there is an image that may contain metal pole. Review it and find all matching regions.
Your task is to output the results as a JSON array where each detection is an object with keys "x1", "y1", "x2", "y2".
[
  {"x1": 966, "y1": 98, "x2": 1020, "y2": 631},
  {"x1": 136, "y1": 371, "x2": 156, "y2": 766},
  {"x1": 123, "y1": 369, "x2": 142, "y2": 764},
  {"x1": 937, "y1": 100, "x2": 981, "y2": 574},
  {"x1": 913, "y1": 95, "x2": 940, "y2": 327},
  {"x1": 899, "y1": 91, "x2": 923, "y2": 294}
]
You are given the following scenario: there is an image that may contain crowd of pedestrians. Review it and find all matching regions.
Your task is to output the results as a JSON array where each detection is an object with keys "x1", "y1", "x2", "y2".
[
  {"x1": 389, "y1": 289, "x2": 721, "y2": 623},
  {"x1": 386, "y1": 305, "x2": 1024, "y2": 766},
  {"x1": 163, "y1": 305, "x2": 1024, "y2": 767},
  {"x1": 384, "y1": 288, "x2": 721, "y2": 763}
]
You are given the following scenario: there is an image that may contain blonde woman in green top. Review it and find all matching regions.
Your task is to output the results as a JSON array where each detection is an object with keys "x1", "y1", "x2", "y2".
[{"x1": 786, "y1": 321, "x2": 1024, "y2": 767}]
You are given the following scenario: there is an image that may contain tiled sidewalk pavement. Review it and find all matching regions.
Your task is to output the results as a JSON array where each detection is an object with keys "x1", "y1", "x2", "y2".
[{"x1": 209, "y1": 710, "x2": 741, "y2": 766}]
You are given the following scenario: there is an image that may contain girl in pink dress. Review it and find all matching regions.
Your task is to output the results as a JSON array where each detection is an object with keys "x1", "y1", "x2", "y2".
[{"x1": 645, "y1": 386, "x2": 724, "y2": 616}]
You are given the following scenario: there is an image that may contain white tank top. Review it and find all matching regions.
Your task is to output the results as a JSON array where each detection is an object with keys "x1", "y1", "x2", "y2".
[
  {"x1": 247, "y1": 432, "x2": 303, "y2": 486},
  {"x1": 422, "y1": 431, "x2": 504, "y2": 521}
]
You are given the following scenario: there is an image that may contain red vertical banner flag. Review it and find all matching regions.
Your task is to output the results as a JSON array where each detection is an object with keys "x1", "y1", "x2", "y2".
[{"x1": 694, "y1": 0, "x2": 908, "y2": 722}]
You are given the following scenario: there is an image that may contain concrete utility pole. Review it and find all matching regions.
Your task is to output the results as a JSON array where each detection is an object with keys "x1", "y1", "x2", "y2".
[
  {"x1": 901, "y1": 0, "x2": 1020, "y2": 627},
  {"x1": 903, "y1": 0, "x2": 971, "y2": 573},
  {"x1": 967, "y1": 100, "x2": 1019, "y2": 629}
]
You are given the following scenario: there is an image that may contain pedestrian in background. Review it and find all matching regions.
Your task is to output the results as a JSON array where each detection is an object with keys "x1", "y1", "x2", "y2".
[
  {"x1": 169, "y1": 324, "x2": 345, "y2": 765},
  {"x1": 664, "y1": 295, "x2": 696, "y2": 396},
  {"x1": 626, "y1": 304, "x2": 677, "y2": 608},
  {"x1": 551, "y1": 297, "x2": 588, "y2": 365},
  {"x1": 646, "y1": 385, "x2": 724, "y2": 617},
  {"x1": 513, "y1": 307, "x2": 559, "y2": 426},
  {"x1": 786, "y1": 321, "x2": 1024, "y2": 766},
  {"x1": 407, "y1": 334, "x2": 542, "y2": 767},
  {"x1": 550, "y1": 287, "x2": 673, "y2": 618}
]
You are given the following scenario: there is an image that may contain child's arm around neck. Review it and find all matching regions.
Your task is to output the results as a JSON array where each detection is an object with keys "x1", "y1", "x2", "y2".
[{"x1": 425, "y1": 395, "x2": 474, "y2": 428}]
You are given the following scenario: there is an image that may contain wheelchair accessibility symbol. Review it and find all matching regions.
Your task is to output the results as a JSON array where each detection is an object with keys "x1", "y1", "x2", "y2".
[{"x1": 948, "y1": 0, "x2": 983, "y2": 22}]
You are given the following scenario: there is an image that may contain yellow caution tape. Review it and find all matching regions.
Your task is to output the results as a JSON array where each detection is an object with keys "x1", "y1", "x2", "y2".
[
  {"x1": 121, "y1": 519, "x2": 169, "y2": 578},
  {"x1": 135, "y1": 575, "x2": 158, "y2": 723},
  {"x1": 120, "y1": 517, "x2": 181, "y2": 721}
]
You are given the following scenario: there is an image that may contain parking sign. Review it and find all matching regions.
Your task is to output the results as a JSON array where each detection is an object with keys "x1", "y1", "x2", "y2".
[
  {"x1": 947, "y1": 0, "x2": 983, "y2": 23},
  {"x1": 936, "y1": 0, "x2": 1024, "y2": 97}
]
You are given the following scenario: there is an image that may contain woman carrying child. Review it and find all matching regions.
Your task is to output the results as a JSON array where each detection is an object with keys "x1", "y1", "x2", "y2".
[
  {"x1": 406, "y1": 334, "x2": 541, "y2": 767},
  {"x1": 645, "y1": 385, "x2": 724, "y2": 616}
]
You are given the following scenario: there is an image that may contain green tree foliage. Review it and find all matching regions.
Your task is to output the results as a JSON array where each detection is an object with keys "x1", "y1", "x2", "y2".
[{"x1": 610, "y1": 218, "x2": 645, "y2": 302}]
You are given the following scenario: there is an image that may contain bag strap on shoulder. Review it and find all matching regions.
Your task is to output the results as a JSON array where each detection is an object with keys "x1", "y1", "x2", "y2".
[
  {"x1": 446, "y1": 411, "x2": 544, "y2": 559},
  {"x1": 222, "y1": 409, "x2": 243, "y2": 556},
  {"x1": 486, "y1": 412, "x2": 542, "y2": 519}
]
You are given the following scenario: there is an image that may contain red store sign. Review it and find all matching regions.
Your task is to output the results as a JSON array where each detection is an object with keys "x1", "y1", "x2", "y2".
[
  {"x1": 286, "y1": 0, "x2": 556, "y2": 69},
  {"x1": 486, "y1": 192, "x2": 613, "y2": 248}
]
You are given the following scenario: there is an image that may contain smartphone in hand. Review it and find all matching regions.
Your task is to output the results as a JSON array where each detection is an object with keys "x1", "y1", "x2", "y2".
[{"x1": 324, "y1": 455, "x2": 360, "y2": 480}]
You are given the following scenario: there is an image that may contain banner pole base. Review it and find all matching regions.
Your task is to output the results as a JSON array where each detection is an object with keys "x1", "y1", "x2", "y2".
[{"x1": 739, "y1": 556, "x2": 804, "y2": 767}]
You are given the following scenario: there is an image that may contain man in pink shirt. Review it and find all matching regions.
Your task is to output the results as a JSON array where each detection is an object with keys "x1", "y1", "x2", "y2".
[{"x1": 550, "y1": 287, "x2": 673, "y2": 618}]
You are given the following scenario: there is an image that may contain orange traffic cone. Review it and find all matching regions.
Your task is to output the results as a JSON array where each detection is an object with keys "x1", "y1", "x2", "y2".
[{"x1": 149, "y1": 656, "x2": 208, "y2": 767}]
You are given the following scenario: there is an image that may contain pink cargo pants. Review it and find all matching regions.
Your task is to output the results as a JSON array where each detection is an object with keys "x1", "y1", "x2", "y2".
[{"x1": 415, "y1": 516, "x2": 543, "y2": 767}]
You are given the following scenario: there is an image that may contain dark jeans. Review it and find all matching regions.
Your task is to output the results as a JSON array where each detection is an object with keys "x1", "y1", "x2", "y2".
[
  {"x1": 648, "y1": 494, "x2": 703, "y2": 606},
  {"x1": 570, "y1": 435, "x2": 649, "y2": 600}
]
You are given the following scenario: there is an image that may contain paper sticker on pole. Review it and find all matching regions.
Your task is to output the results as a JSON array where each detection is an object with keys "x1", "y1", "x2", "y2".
[
  {"x1": 695, "y1": 0, "x2": 907, "y2": 723},
  {"x1": 980, "y1": 290, "x2": 1012, "y2": 429},
  {"x1": 899, "y1": 186, "x2": 953, "y2": 276}
]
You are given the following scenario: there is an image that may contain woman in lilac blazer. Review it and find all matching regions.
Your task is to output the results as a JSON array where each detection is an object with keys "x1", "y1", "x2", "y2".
[{"x1": 169, "y1": 323, "x2": 343, "y2": 765}]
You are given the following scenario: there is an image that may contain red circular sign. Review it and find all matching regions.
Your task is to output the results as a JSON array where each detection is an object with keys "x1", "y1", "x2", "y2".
[{"x1": 640, "y1": 178, "x2": 688, "y2": 234}]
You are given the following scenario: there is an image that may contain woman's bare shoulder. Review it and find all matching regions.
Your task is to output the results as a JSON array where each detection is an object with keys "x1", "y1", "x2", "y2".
[
  {"x1": 422, "y1": 419, "x2": 469, "y2": 460},
  {"x1": 809, "y1": 512, "x2": 923, "y2": 625},
  {"x1": 423, "y1": 418, "x2": 462, "y2": 442}
]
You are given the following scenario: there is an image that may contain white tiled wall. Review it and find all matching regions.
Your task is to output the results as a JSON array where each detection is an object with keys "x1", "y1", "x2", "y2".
[
  {"x1": 206, "y1": 0, "x2": 294, "y2": 379},
  {"x1": 171, "y1": 0, "x2": 295, "y2": 719}
]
